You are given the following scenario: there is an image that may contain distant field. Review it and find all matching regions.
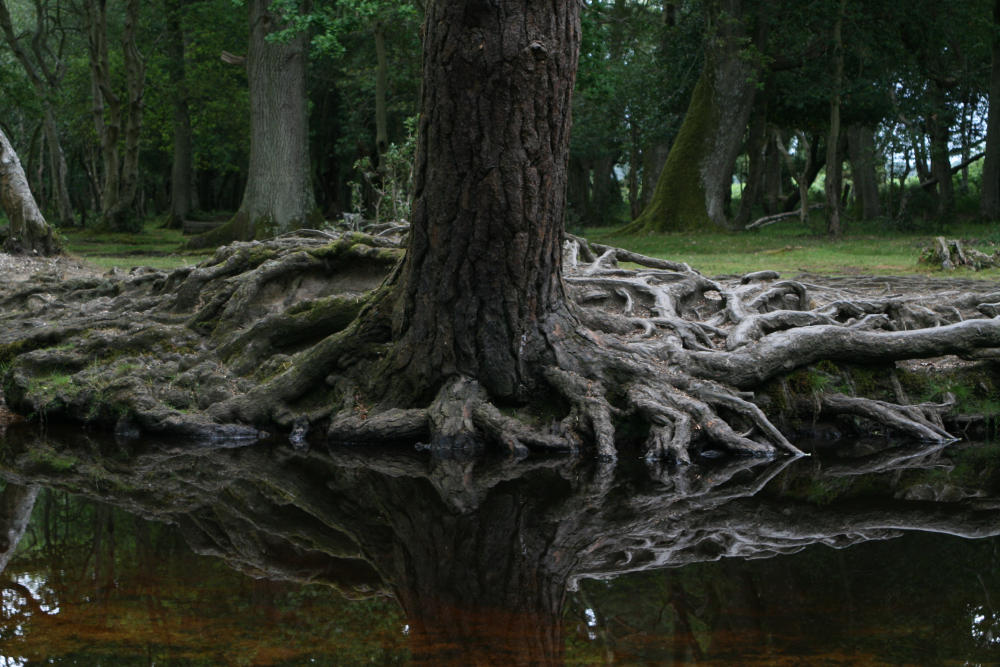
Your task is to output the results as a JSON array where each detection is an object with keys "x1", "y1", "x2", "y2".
[
  {"x1": 584, "y1": 218, "x2": 1000, "y2": 280},
  {"x1": 60, "y1": 223, "x2": 213, "y2": 271},
  {"x1": 51, "y1": 216, "x2": 1000, "y2": 280}
]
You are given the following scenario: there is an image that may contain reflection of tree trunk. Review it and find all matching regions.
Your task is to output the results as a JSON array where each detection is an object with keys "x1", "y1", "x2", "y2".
[
  {"x1": 0, "y1": 483, "x2": 39, "y2": 573},
  {"x1": 378, "y1": 472, "x2": 569, "y2": 664}
]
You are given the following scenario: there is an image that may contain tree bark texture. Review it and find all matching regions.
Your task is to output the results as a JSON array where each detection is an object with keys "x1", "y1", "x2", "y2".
[
  {"x1": 228, "y1": 0, "x2": 316, "y2": 240},
  {"x1": 0, "y1": 127, "x2": 60, "y2": 255},
  {"x1": 980, "y1": 0, "x2": 1000, "y2": 219},
  {"x1": 385, "y1": 0, "x2": 582, "y2": 402},
  {"x1": 625, "y1": 0, "x2": 759, "y2": 232}
]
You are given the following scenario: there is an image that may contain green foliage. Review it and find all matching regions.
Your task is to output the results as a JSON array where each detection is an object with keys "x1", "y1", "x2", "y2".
[{"x1": 344, "y1": 115, "x2": 416, "y2": 224}]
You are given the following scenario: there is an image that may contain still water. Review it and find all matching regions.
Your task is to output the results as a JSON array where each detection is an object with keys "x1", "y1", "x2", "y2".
[{"x1": 0, "y1": 425, "x2": 998, "y2": 665}]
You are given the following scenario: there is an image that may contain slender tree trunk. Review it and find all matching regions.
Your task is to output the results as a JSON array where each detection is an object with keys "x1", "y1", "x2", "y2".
[
  {"x1": 0, "y1": 127, "x2": 60, "y2": 255},
  {"x1": 825, "y1": 0, "x2": 846, "y2": 237},
  {"x1": 927, "y1": 84, "x2": 954, "y2": 220},
  {"x1": 165, "y1": 0, "x2": 195, "y2": 228},
  {"x1": 846, "y1": 124, "x2": 881, "y2": 220},
  {"x1": 981, "y1": 0, "x2": 1000, "y2": 219},
  {"x1": 383, "y1": 0, "x2": 581, "y2": 403},
  {"x1": 735, "y1": 89, "x2": 770, "y2": 228},
  {"x1": 626, "y1": 0, "x2": 759, "y2": 232},
  {"x1": 104, "y1": 0, "x2": 145, "y2": 230},
  {"x1": 374, "y1": 22, "x2": 389, "y2": 157}
]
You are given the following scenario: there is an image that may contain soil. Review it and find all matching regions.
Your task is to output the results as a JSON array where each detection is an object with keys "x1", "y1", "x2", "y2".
[{"x1": 0, "y1": 251, "x2": 103, "y2": 283}]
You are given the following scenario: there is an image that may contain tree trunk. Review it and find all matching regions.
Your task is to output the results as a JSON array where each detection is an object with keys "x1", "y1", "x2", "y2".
[
  {"x1": 165, "y1": 0, "x2": 195, "y2": 229},
  {"x1": 625, "y1": 0, "x2": 759, "y2": 232},
  {"x1": 0, "y1": 127, "x2": 60, "y2": 255},
  {"x1": 85, "y1": 0, "x2": 146, "y2": 232},
  {"x1": 927, "y1": 84, "x2": 954, "y2": 220},
  {"x1": 846, "y1": 124, "x2": 881, "y2": 220},
  {"x1": 981, "y1": 0, "x2": 1000, "y2": 219},
  {"x1": 0, "y1": 0, "x2": 73, "y2": 227},
  {"x1": 825, "y1": 0, "x2": 846, "y2": 237},
  {"x1": 735, "y1": 88, "x2": 770, "y2": 228},
  {"x1": 383, "y1": 0, "x2": 581, "y2": 404},
  {"x1": 640, "y1": 141, "x2": 670, "y2": 209},
  {"x1": 374, "y1": 22, "x2": 389, "y2": 157},
  {"x1": 216, "y1": 0, "x2": 315, "y2": 243}
]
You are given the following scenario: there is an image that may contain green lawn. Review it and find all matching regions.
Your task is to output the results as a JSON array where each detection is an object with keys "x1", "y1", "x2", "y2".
[
  {"x1": 584, "y1": 217, "x2": 1000, "y2": 279},
  {"x1": 60, "y1": 223, "x2": 213, "y2": 271},
  {"x1": 46, "y1": 215, "x2": 1000, "y2": 280}
]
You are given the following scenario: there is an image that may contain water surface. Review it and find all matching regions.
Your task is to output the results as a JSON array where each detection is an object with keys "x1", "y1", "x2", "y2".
[{"x1": 0, "y1": 427, "x2": 998, "y2": 664}]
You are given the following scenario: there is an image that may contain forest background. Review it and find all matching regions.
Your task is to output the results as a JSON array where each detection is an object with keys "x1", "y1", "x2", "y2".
[{"x1": 2, "y1": 0, "x2": 1000, "y2": 267}]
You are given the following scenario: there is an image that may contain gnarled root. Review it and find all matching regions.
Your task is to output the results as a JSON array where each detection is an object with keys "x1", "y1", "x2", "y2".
[{"x1": 5, "y1": 228, "x2": 1000, "y2": 464}]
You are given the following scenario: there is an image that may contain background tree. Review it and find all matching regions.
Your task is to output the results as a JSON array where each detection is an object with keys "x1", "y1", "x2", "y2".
[
  {"x1": 0, "y1": 125, "x2": 60, "y2": 254},
  {"x1": 0, "y1": 0, "x2": 74, "y2": 226}
]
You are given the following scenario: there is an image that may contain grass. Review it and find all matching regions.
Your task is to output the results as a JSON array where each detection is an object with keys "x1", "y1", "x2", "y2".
[
  {"x1": 582, "y1": 212, "x2": 1000, "y2": 279},
  {"x1": 59, "y1": 222, "x2": 213, "y2": 271},
  {"x1": 40, "y1": 209, "x2": 1000, "y2": 279}
]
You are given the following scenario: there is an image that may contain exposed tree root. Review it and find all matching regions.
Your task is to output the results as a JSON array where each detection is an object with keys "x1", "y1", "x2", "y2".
[{"x1": 3, "y1": 229, "x2": 1000, "y2": 463}]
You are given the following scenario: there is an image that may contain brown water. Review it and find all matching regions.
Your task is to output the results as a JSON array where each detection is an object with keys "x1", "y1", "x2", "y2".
[{"x1": 0, "y1": 426, "x2": 998, "y2": 665}]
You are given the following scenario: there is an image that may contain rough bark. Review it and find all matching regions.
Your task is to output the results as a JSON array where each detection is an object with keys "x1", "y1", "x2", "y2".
[
  {"x1": 376, "y1": 0, "x2": 581, "y2": 404},
  {"x1": 624, "y1": 0, "x2": 760, "y2": 232},
  {"x1": 0, "y1": 127, "x2": 60, "y2": 255},
  {"x1": 192, "y1": 0, "x2": 316, "y2": 246}
]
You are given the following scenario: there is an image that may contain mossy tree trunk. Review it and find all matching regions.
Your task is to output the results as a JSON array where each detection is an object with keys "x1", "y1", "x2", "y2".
[
  {"x1": 624, "y1": 0, "x2": 760, "y2": 233},
  {"x1": 0, "y1": 127, "x2": 60, "y2": 255}
]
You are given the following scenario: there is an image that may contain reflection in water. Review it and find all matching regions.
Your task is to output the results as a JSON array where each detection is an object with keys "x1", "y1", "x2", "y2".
[{"x1": 0, "y1": 427, "x2": 998, "y2": 663}]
